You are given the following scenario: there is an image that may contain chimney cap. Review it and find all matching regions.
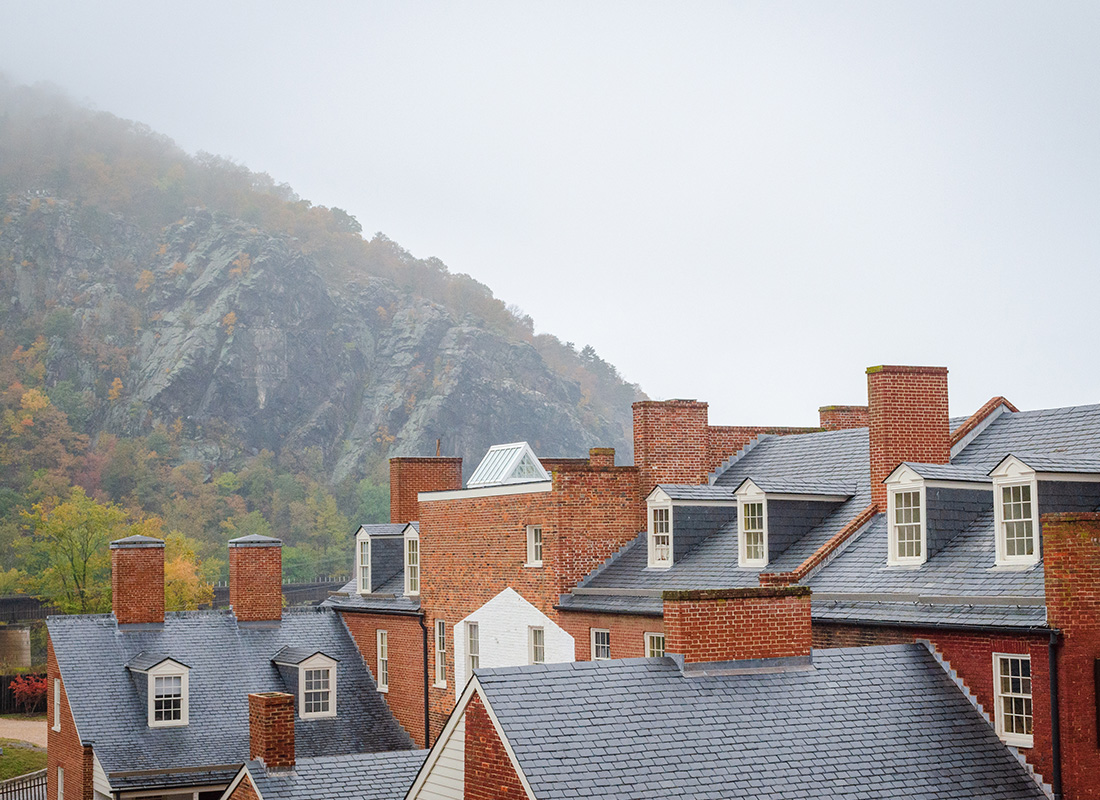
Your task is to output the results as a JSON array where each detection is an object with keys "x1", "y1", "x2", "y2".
[
  {"x1": 228, "y1": 534, "x2": 283, "y2": 548},
  {"x1": 110, "y1": 535, "x2": 165, "y2": 550}
]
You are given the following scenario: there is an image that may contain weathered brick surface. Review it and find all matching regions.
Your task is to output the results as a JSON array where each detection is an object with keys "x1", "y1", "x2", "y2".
[
  {"x1": 110, "y1": 540, "x2": 164, "y2": 625},
  {"x1": 813, "y1": 623, "x2": 1053, "y2": 787},
  {"x1": 340, "y1": 611, "x2": 427, "y2": 747},
  {"x1": 249, "y1": 692, "x2": 295, "y2": 768},
  {"x1": 47, "y1": 639, "x2": 92, "y2": 800},
  {"x1": 867, "y1": 365, "x2": 949, "y2": 509},
  {"x1": 558, "y1": 611, "x2": 662, "y2": 660},
  {"x1": 225, "y1": 772, "x2": 261, "y2": 800},
  {"x1": 663, "y1": 587, "x2": 812, "y2": 663},
  {"x1": 464, "y1": 693, "x2": 527, "y2": 800},
  {"x1": 1043, "y1": 512, "x2": 1100, "y2": 800},
  {"x1": 390, "y1": 458, "x2": 462, "y2": 524},
  {"x1": 229, "y1": 543, "x2": 282, "y2": 622},
  {"x1": 818, "y1": 405, "x2": 870, "y2": 430}
]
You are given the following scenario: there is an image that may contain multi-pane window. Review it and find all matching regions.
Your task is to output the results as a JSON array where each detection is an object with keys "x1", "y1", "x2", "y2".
[
  {"x1": 467, "y1": 622, "x2": 480, "y2": 672},
  {"x1": 405, "y1": 538, "x2": 419, "y2": 595},
  {"x1": 529, "y1": 627, "x2": 545, "y2": 665},
  {"x1": 1001, "y1": 485, "x2": 1035, "y2": 558},
  {"x1": 153, "y1": 675, "x2": 183, "y2": 722},
  {"x1": 435, "y1": 620, "x2": 447, "y2": 687},
  {"x1": 645, "y1": 632, "x2": 665, "y2": 658},
  {"x1": 358, "y1": 538, "x2": 371, "y2": 593},
  {"x1": 527, "y1": 525, "x2": 543, "y2": 566},
  {"x1": 892, "y1": 490, "x2": 923, "y2": 561},
  {"x1": 377, "y1": 631, "x2": 389, "y2": 692},
  {"x1": 592, "y1": 629, "x2": 611, "y2": 660},
  {"x1": 651, "y1": 507, "x2": 671, "y2": 566},
  {"x1": 53, "y1": 678, "x2": 60, "y2": 731},
  {"x1": 742, "y1": 502, "x2": 766, "y2": 564},
  {"x1": 304, "y1": 667, "x2": 332, "y2": 713},
  {"x1": 995, "y1": 655, "x2": 1033, "y2": 746}
]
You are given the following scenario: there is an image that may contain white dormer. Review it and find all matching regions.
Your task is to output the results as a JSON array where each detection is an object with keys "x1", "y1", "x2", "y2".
[
  {"x1": 127, "y1": 655, "x2": 189, "y2": 728},
  {"x1": 404, "y1": 523, "x2": 420, "y2": 595},
  {"x1": 735, "y1": 479, "x2": 768, "y2": 568},
  {"x1": 467, "y1": 442, "x2": 550, "y2": 488},
  {"x1": 989, "y1": 456, "x2": 1040, "y2": 567},
  {"x1": 273, "y1": 648, "x2": 339, "y2": 718},
  {"x1": 646, "y1": 487, "x2": 673, "y2": 569},
  {"x1": 884, "y1": 465, "x2": 927, "y2": 567},
  {"x1": 356, "y1": 526, "x2": 371, "y2": 594}
]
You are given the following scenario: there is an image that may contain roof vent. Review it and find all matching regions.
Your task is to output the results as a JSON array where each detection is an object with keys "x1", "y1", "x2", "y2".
[{"x1": 467, "y1": 442, "x2": 551, "y2": 488}]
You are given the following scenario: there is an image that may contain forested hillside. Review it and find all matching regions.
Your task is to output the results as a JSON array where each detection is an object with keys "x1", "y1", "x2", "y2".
[{"x1": 0, "y1": 76, "x2": 644, "y2": 608}]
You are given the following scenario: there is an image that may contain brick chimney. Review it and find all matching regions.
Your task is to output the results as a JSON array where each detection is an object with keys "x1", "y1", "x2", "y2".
[
  {"x1": 662, "y1": 587, "x2": 812, "y2": 663},
  {"x1": 389, "y1": 457, "x2": 463, "y2": 524},
  {"x1": 588, "y1": 447, "x2": 615, "y2": 468},
  {"x1": 867, "y1": 365, "x2": 949, "y2": 509},
  {"x1": 818, "y1": 405, "x2": 869, "y2": 430},
  {"x1": 229, "y1": 535, "x2": 283, "y2": 622},
  {"x1": 633, "y1": 400, "x2": 710, "y2": 493},
  {"x1": 110, "y1": 535, "x2": 165, "y2": 625},
  {"x1": 249, "y1": 692, "x2": 294, "y2": 769}
]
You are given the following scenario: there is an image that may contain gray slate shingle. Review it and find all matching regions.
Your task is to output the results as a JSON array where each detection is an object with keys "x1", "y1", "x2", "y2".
[{"x1": 247, "y1": 750, "x2": 428, "y2": 800}]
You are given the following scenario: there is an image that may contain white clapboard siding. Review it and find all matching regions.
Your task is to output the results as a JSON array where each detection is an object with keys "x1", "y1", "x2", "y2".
[{"x1": 412, "y1": 714, "x2": 465, "y2": 800}]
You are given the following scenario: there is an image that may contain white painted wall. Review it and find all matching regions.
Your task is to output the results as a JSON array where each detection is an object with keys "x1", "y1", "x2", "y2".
[{"x1": 453, "y1": 587, "x2": 575, "y2": 698}]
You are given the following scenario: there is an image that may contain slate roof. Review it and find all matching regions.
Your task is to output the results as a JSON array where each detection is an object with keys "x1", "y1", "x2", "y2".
[
  {"x1": 993, "y1": 453, "x2": 1100, "y2": 474},
  {"x1": 899, "y1": 462, "x2": 992, "y2": 483},
  {"x1": 472, "y1": 644, "x2": 1046, "y2": 800},
  {"x1": 655, "y1": 484, "x2": 736, "y2": 501},
  {"x1": 48, "y1": 607, "x2": 413, "y2": 792},
  {"x1": 126, "y1": 651, "x2": 184, "y2": 671},
  {"x1": 950, "y1": 404, "x2": 1100, "y2": 470},
  {"x1": 731, "y1": 476, "x2": 855, "y2": 496},
  {"x1": 271, "y1": 645, "x2": 334, "y2": 665},
  {"x1": 322, "y1": 573, "x2": 421, "y2": 614},
  {"x1": 245, "y1": 750, "x2": 428, "y2": 800}
]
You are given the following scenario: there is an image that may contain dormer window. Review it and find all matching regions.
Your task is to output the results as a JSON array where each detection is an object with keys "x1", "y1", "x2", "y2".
[
  {"x1": 735, "y1": 480, "x2": 768, "y2": 567},
  {"x1": 127, "y1": 654, "x2": 189, "y2": 728},
  {"x1": 991, "y1": 457, "x2": 1039, "y2": 566},
  {"x1": 405, "y1": 529, "x2": 420, "y2": 595},
  {"x1": 357, "y1": 530, "x2": 371, "y2": 594},
  {"x1": 648, "y1": 504, "x2": 672, "y2": 568},
  {"x1": 272, "y1": 647, "x2": 339, "y2": 719},
  {"x1": 888, "y1": 487, "x2": 925, "y2": 565}
]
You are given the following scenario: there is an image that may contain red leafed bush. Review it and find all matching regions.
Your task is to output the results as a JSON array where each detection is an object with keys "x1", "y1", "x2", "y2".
[{"x1": 10, "y1": 674, "x2": 47, "y2": 714}]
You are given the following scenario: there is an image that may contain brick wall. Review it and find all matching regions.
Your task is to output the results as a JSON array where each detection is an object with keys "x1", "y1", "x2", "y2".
[
  {"x1": 229, "y1": 539, "x2": 282, "y2": 622},
  {"x1": 248, "y1": 692, "x2": 294, "y2": 768},
  {"x1": 47, "y1": 639, "x2": 92, "y2": 800},
  {"x1": 818, "y1": 405, "x2": 870, "y2": 430},
  {"x1": 225, "y1": 773, "x2": 261, "y2": 800},
  {"x1": 464, "y1": 693, "x2": 527, "y2": 800},
  {"x1": 1043, "y1": 512, "x2": 1100, "y2": 800},
  {"x1": 867, "y1": 365, "x2": 949, "y2": 509},
  {"x1": 558, "y1": 611, "x2": 662, "y2": 660},
  {"x1": 813, "y1": 623, "x2": 1053, "y2": 788},
  {"x1": 633, "y1": 400, "x2": 710, "y2": 491},
  {"x1": 664, "y1": 587, "x2": 812, "y2": 663},
  {"x1": 706, "y1": 425, "x2": 819, "y2": 475},
  {"x1": 390, "y1": 458, "x2": 462, "y2": 524},
  {"x1": 340, "y1": 611, "x2": 427, "y2": 747},
  {"x1": 110, "y1": 538, "x2": 164, "y2": 625}
]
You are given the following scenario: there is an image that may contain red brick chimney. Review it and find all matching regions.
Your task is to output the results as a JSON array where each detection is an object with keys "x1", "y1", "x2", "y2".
[
  {"x1": 867, "y1": 365, "x2": 949, "y2": 509},
  {"x1": 249, "y1": 692, "x2": 294, "y2": 769},
  {"x1": 588, "y1": 447, "x2": 615, "y2": 468},
  {"x1": 819, "y1": 405, "x2": 869, "y2": 430},
  {"x1": 389, "y1": 457, "x2": 463, "y2": 524},
  {"x1": 229, "y1": 535, "x2": 283, "y2": 622},
  {"x1": 633, "y1": 400, "x2": 710, "y2": 493},
  {"x1": 110, "y1": 535, "x2": 165, "y2": 625},
  {"x1": 662, "y1": 587, "x2": 812, "y2": 663}
]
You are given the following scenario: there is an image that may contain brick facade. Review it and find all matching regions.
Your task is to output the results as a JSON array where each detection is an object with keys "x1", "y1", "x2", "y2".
[
  {"x1": 558, "y1": 611, "x2": 662, "y2": 660},
  {"x1": 464, "y1": 694, "x2": 527, "y2": 800},
  {"x1": 664, "y1": 587, "x2": 812, "y2": 663},
  {"x1": 110, "y1": 537, "x2": 164, "y2": 625},
  {"x1": 340, "y1": 611, "x2": 427, "y2": 747},
  {"x1": 818, "y1": 404, "x2": 870, "y2": 430},
  {"x1": 390, "y1": 457, "x2": 462, "y2": 524},
  {"x1": 867, "y1": 365, "x2": 950, "y2": 509},
  {"x1": 225, "y1": 773, "x2": 261, "y2": 800},
  {"x1": 229, "y1": 538, "x2": 283, "y2": 622},
  {"x1": 248, "y1": 692, "x2": 295, "y2": 768},
  {"x1": 46, "y1": 640, "x2": 92, "y2": 800}
]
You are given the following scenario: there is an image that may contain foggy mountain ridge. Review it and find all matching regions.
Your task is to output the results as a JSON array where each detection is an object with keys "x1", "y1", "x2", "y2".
[{"x1": 0, "y1": 79, "x2": 643, "y2": 482}]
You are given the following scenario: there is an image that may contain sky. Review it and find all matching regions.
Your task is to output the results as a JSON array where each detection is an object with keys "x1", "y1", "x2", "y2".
[{"x1": 2, "y1": 2, "x2": 1098, "y2": 427}]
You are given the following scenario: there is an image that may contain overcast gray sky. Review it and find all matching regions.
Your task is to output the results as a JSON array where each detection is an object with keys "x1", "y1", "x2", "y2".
[{"x1": 2, "y1": 2, "x2": 1098, "y2": 427}]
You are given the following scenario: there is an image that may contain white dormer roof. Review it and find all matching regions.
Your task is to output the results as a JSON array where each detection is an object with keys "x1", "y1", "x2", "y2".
[{"x1": 468, "y1": 442, "x2": 550, "y2": 488}]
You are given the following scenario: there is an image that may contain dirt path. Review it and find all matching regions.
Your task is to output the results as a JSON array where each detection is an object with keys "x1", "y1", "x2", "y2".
[{"x1": 0, "y1": 717, "x2": 47, "y2": 748}]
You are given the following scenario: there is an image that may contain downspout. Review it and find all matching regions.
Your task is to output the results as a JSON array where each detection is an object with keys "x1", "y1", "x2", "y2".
[
  {"x1": 418, "y1": 613, "x2": 430, "y2": 748},
  {"x1": 1048, "y1": 631, "x2": 1063, "y2": 800}
]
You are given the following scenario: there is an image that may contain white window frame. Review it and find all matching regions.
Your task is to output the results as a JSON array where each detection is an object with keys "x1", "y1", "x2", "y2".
[
  {"x1": 466, "y1": 621, "x2": 480, "y2": 673},
  {"x1": 434, "y1": 619, "x2": 447, "y2": 688},
  {"x1": 645, "y1": 632, "x2": 665, "y2": 658},
  {"x1": 591, "y1": 628, "x2": 611, "y2": 660},
  {"x1": 993, "y1": 468, "x2": 1040, "y2": 567},
  {"x1": 53, "y1": 678, "x2": 60, "y2": 731},
  {"x1": 735, "y1": 480, "x2": 769, "y2": 567},
  {"x1": 993, "y1": 653, "x2": 1033, "y2": 748},
  {"x1": 298, "y1": 653, "x2": 338, "y2": 718},
  {"x1": 146, "y1": 660, "x2": 189, "y2": 728},
  {"x1": 526, "y1": 524, "x2": 543, "y2": 567},
  {"x1": 648, "y1": 502, "x2": 672, "y2": 568},
  {"x1": 404, "y1": 530, "x2": 420, "y2": 595},
  {"x1": 528, "y1": 627, "x2": 545, "y2": 665},
  {"x1": 887, "y1": 484, "x2": 927, "y2": 566},
  {"x1": 377, "y1": 630, "x2": 389, "y2": 692},
  {"x1": 356, "y1": 530, "x2": 371, "y2": 594}
]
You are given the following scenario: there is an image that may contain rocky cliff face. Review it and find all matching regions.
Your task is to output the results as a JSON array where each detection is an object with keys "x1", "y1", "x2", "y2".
[{"x1": 0, "y1": 195, "x2": 635, "y2": 481}]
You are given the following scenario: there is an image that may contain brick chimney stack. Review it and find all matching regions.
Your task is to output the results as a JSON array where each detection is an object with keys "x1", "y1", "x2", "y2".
[
  {"x1": 110, "y1": 535, "x2": 165, "y2": 625},
  {"x1": 389, "y1": 457, "x2": 463, "y2": 524},
  {"x1": 229, "y1": 535, "x2": 283, "y2": 622},
  {"x1": 867, "y1": 365, "x2": 949, "y2": 509},
  {"x1": 818, "y1": 405, "x2": 870, "y2": 430},
  {"x1": 249, "y1": 692, "x2": 295, "y2": 769},
  {"x1": 588, "y1": 447, "x2": 615, "y2": 468},
  {"x1": 662, "y1": 587, "x2": 812, "y2": 663},
  {"x1": 633, "y1": 400, "x2": 710, "y2": 493}
]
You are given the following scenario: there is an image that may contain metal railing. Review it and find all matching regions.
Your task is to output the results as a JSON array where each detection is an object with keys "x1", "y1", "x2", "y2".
[{"x1": 0, "y1": 770, "x2": 46, "y2": 800}]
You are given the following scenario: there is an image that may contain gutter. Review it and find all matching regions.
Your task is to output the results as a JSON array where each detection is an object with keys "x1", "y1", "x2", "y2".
[{"x1": 417, "y1": 614, "x2": 430, "y2": 749}]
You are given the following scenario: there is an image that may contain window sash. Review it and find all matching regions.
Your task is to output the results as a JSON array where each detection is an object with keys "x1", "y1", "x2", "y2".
[
  {"x1": 358, "y1": 539, "x2": 370, "y2": 592},
  {"x1": 527, "y1": 525, "x2": 543, "y2": 565},
  {"x1": 435, "y1": 620, "x2": 447, "y2": 685},
  {"x1": 304, "y1": 668, "x2": 331, "y2": 713},
  {"x1": 592, "y1": 629, "x2": 611, "y2": 660},
  {"x1": 467, "y1": 622, "x2": 480, "y2": 671},
  {"x1": 530, "y1": 627, "x2": 545, "y2": 664},
  {"x1": 377, "y1": 632, "x2": 389, "y2": 690},
  {"x1": 646, "y1": 633, "x2": 665, "y2": 658},
  {"x1": 1001, "y1": 484, "x2": 1035, "y2": 557},
  {"x1": 406, "y1": 539, "x2": 419, "y2": 593},
  {"x1": 742, "y1": 502, "x2": 766, "y2": 563},
  {"x1": 893, "y1": 490, "x2": 923, "y2": 560},
  {"x1": 995, "y1": 655, "x2": 1033, "y2": 740},
  {"x1": 153, "y1": 675, "x2": 183, "y2": 721},
  {"x1": 651, "y1": 507, "x2": 671, "y2": 564}
]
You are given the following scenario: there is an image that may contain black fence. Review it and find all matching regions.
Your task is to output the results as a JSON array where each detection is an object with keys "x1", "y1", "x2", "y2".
[
  {"x1": 0, "y1": 770, "x2": 46, "y2": 800},
  {"x1": 0, "y1": 674, "x2": 46, "y2": 715}
]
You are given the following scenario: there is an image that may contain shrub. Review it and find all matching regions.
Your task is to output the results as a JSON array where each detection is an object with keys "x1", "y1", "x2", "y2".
[{"x1": 10, "y1": 673, "x2": 47, "y2": 714}]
